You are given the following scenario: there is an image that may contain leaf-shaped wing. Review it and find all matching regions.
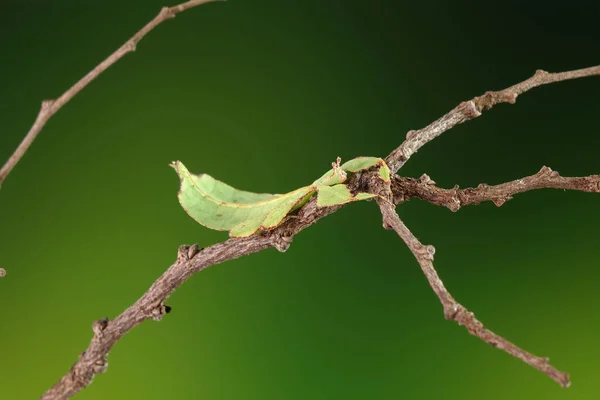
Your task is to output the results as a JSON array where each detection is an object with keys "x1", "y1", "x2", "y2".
[
  {"x1": 316, "y1": 184, "x2": 376, "y2": 207},
  {"x1": 340, "y1": 156, "x2": 383, "y2": 172},
  {"x1": 173, "y1": 161, "x2": 314, "y2": 237}
]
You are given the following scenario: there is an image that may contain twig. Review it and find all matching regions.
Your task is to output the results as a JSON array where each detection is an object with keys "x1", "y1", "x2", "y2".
[
  {"x1": 40, "y1": 192, "x2": 344, "y2": 399},
  {"x1": 376, "y1": 198, "x2": 571, "y2": 387},
  {"x1": 17, "y1": 5, "x2": 595, "y2": 394},
  {"x1": 0, "y1": 0, "x2": 223, "y2": 188},
  {"x1": 385, "y1": 65, "x2": 600, "y2": 174},
  {"x1": 40, "y1": 157, "x2": 592, "y2": 398},
  {"x1": 392, "y1": 167, "x2": 600, "y2": 211},
  {"x1": 39, "y1": 62, "x2": 600, "y2": 397},
  {"x1": 40, "y1": 240, "x2": 268, "y2": 400}
]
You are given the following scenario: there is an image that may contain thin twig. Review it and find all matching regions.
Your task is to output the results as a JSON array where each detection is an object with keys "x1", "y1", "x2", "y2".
[
  {"x1": 385, "y1": 65, "x2": 600, "y2": 174},
  {"x1": 40, "y1": 189, "x2": 346, "y2": 399},
  {"x1": 392, "y1": 167, "x2": 600, "y2": 211},
  {"x1": 41, "y1": 239, "x2": 269, "y2": 400},
  {"x1": 0, "y1": 0, "x2": 223, "y2": 188},
  {"x1": 376, "y1": 198, "x2": 571, "y2": 387}
]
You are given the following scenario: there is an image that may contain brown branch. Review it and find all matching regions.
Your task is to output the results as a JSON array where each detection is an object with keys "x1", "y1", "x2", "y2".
[
  {"x1": 0, "y1": 0, "x2": 224, "y2": 188},
  {"x1": 392, "y1": 167, "x2": 600, "y2": 211},
  {"x1": 20, "y1": 7, "x2": 596, "y2": 394},
  {"x1": 385, "y1": 65, "x2": 600, "y2": 174},
  {"x1": 41, "y1": 159, "x2": 584, "y2": 398},
  {"x1": 40, "y1": 241, "x2": 269, "y2": 400},
  {"x1": 376, "y1": 198, "x2": 571, "y2": 387},
  {"x1": 40, "y1": 185, "x2": 347, "y2": 399}
]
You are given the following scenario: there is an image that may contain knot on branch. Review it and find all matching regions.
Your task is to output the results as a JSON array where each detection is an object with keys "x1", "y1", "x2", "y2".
[
  {"x1": 158, "y1": 7, "x2": 175, "y2": 19},
  {"x1": 443, "y1": 304, "x2": 486, "y2": 338},
  {"x1": 151, "y1": 302, "x2": 172, "y2": 321},
  {"x1": 492, "y1": 196, "x2": 512, "y2": 207},
  {"x1": 473, "y1": 91, "x2": 518, "y2": 112},
  {"x1": 458, "y1": 100, "x2": 482, "y2": 118},
  {"x1": 92, "y1": 317, "x2": 109, "y2": 337},
  {"x1": 177, "y1": 244, "x2": 201, "y2": 262},
  {"x1": 405, "y1": 130, "x2": 418, "y2": 140},
  {"x1": 124, "y1": 41, "x2": 137, "y2": 53},
  {"x1": 418, "y1": 174, "x2": 436, "y2": 186},
  {"x1": 271, "y1": 234, "x2": 293, "y2": 253},
  {"x1": 41, "y1": 99, "x2": 55, "y2": 112},
  {"x1": 537, "y1": 165, "x2": 559, "y2": 178},
  {"x1": 392, "y1": 190, "x2": 405, "y2": 205},
  {"x1": 442, "y1": 302, "x2": 461, "y2": 320},
  {"x1": 92, "y1": 355, "x2": 109, "y2": 375},
  {"x1": 446, "y1": 185, "x2": 462, "y2": 211},
  {"x1": 418, "y1": 244, "x2": 435, "y2": 261},
  {"x1": 446, "y1": 304, "x2": 480, "y2": 329}
]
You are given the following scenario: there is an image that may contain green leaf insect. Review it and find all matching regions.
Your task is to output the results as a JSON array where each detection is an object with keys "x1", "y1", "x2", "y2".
[{"x1": 172, "y1": 157, "x2": 391, "y2": 238}]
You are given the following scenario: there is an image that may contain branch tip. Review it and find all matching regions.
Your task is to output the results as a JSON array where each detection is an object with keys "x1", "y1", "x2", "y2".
[
  {"x1": 385, "y1": 65, "x2": 600, "y2": 173},
  {"x1": 376, "y1": 200, "x2": 570, "y2": 387}
]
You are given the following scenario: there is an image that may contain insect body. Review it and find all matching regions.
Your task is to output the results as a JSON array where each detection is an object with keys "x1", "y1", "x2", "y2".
[{"x1": 172, "y1": 157, "x2": 390, "y2": 237}]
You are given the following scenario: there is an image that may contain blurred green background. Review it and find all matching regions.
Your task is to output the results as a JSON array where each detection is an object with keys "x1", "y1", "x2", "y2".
[{"x1": 1, "y1": 0, "x2": 599, "y2": 399}]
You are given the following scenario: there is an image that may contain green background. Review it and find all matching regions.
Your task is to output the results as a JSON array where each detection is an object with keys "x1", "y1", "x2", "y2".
[{"x1": 1, "y1": 1, "x2": 599, "y2": 399}]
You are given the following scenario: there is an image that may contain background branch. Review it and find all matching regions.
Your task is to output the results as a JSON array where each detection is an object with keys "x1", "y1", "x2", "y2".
[
  {"x1": 385, "y1": 66, "x2": 600, "y2": 174},
  {"x1": 392, "y1": 167, "x2": 600, "y2": 211},
  {"x1": 376, "y1": 199, "x2": 571, "y2": 387},
  {"x1": 0, "y1": 0, "x2": 223, "y2": 188}
]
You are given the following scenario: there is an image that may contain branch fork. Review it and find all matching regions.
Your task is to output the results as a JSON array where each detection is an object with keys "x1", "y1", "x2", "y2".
[
  {"x1": 2, "y1": 1, "x2": 598, "y2": 398},
  {"x1": 37, "y1": 53, "x2": 598, "y2": 398}
]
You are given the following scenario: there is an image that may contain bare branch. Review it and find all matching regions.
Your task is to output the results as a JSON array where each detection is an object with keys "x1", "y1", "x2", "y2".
[
  {"x1": 40, "y1": 156, "x2": 596, "y2": 397},
  {"x1": 40, "y1": 190, "x2": 345, "y2": 399},
  {"x1": 385, "y1": 65, "x2": 600, "y2": 174},
  {"x1": 376, "y1": 198, "x2": 571, "y2": 387},
  {"x1": 16, "y1": 4, "x2": 595, "y2": 394},
  {"x1": 392, "y1": 167, "x2": 600, "y2": 211},
  {"x1": 0, "y1": 0, "x2": 224, "y2": 188},
  {"x1": 40, "y1": 240, "x2": 269, "y2": 400}
]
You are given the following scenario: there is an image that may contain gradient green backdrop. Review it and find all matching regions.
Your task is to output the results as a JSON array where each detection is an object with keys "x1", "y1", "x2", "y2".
[{"x1": 1, "y1": 1, "x2": 599, "y2": 399}]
